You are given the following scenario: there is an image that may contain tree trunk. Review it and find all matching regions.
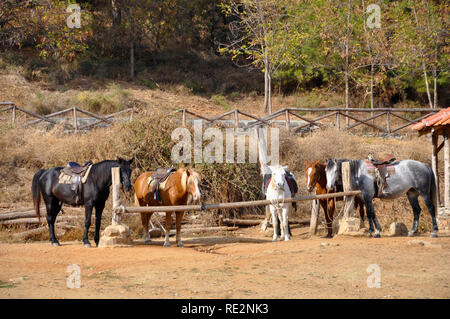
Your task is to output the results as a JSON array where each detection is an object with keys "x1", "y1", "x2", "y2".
[
  {"x1": 433, "y1": 65, "x2": 438, "y2": 108},
  {"x1": 263, "y1": 48, "x2": 270, "y2": 113},
  {"x1": 412, "y1": 6, "x2": 433, "y2": 108},
  {"x1": 130, "y1": 37, "x2": 135, "y2": 79},
  {"x1": 344, "y1": 0, "x2": 351, "y2": 126},
  {"x1": 111, "y1": 0, "x2": 121, "y2": 28},
  {"x1": 129, "y1": 10, "x2": 135, "y2": 80},
  {"x1": 421, "y1": 60, "x2": 433, "y2": 108}
]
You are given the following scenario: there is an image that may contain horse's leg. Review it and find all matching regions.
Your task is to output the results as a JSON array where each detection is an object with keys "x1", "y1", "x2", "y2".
[
  {"x1": 270, "y1": 205, "x2": 278, "y2": 242},
  {"x1": 357, "y1": 198, "x2": 365, "y2": 222},
  {"x1": 260, "y1": 205, "x2": 271, "y2": 231},
  {"x1": 141, "y1": 212, "x2": 152, "y2": 244},
  {"x1": 164, "y1": 212, "x2": 172, "y2": 247},
  {"x1": 82, "y1": 203, "x2": 94, "y2": 247},
  {"x1": 419, "y1": 191, "x2": 438, "y2": 238},
  {"x1": 363, "y1": 195, "x2": 377, "y2": 237},
  {"x1": 94, "y1": 201, "x2": 105, "y2": 247},
  {"x1": 406, "y1": 190, "x2": 421, "y2": 237},
  {"x1": 282, "y1": 205, "x2": 290, "y2": 241},
  {"x1": 45, "y1": 197, "x2": 62, "y2": 246},
  {"x1": 325, "y1": 199, "x2": 335, "y2": 238},
  {"x1": 175, "y1": 211, "x2": 185, "y2": 247}
]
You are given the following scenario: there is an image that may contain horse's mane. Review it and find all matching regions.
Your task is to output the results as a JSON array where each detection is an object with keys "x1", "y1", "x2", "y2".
[{"x1": 187, "y1": 169, "x2": 201, "y2": 183}]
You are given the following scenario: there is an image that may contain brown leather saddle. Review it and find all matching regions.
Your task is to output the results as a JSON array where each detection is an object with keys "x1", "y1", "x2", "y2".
[
  {"x1": 147, "y1": 167, "x2": 177, "y2": 203},
  {"x1": 366, "y1": 155, "x2": 396, "y2": 196},
  {"x1": 60, "y1": 161, "x2": 93, "y2": 205}
]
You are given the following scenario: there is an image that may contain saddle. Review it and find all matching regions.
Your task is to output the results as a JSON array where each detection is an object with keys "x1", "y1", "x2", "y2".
[
  {"x1": 59, "y1": 160, "x2": 93, "y2": 205},
  {"x1": 64, "y1": 161, "x2": 93, "y2": 175},
  {"x1": 146, "y1": 167, "x2": 177, "y2": 203},
  {"x1": 366, "y1": 155, "x2": 397, "y2": 197}
]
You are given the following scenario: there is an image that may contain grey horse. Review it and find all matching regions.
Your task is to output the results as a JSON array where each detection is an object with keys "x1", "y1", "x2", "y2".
[{"x1": 325, "y1": 159, "x2": 438, "y2": 238}]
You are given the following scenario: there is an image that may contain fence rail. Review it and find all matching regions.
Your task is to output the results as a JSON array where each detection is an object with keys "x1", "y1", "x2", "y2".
[
  {"x1": 179, "y1": 107, "x2": 443, "y2": 134},
  {"x1": 0, "y1": 102, "x2": 134, "y2": 130}
]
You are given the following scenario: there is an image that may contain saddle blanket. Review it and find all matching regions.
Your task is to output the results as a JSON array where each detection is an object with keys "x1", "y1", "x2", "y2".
[
  {"x1": 58, "y1": 164, "x2": 93, "y2": 185},
  {"x1": 365, "y1": 161, "x2": 396, "y2": 178}
]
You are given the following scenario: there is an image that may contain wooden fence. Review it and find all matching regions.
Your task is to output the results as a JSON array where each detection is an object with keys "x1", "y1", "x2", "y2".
[
  {"x1": 103, "y1": 166, "x2": 361, "y2": 245},
  {"x1": 0, "y1": 102, "x2": 134, "y2": 131},
  {"x1": 180, "y1": 107, "x2": 443, "y2": 134}
]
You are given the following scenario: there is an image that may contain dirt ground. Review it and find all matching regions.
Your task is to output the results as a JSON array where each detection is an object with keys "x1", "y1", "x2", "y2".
[{"x1": 0, "y1": 225, "x2": 449, "y2": 299}]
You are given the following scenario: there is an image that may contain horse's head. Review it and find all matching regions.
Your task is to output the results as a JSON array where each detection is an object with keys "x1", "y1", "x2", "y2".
[
  {"x1": 268, "y1": 165, "x2": 288, "y2": 191},
  {"x1": 304, "y1": 160, "x2": 321, "y2": 193},
  {"x1": 325, "y1": 158, "x2": 338, "y2": 192},
  {"x1": 117, "y1": 157, "x2": 134, "y2": 192},
  {"x1": 184, "y1": 168, "x2": 201, "y2": 201}
]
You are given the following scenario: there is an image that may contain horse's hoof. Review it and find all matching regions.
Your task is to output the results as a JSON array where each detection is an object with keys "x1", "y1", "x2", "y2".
[
  {"x1": 51, "y1": 242, "x2": 61, "y2": 247},
  {"x1": 163, "y1": 242, "x2": 171, "y2": 247},
  {"x1": 272, "y1": 238, "x2": 277, "y2": 242},
  {"x1": 374, "y1": 233, "x2": 381, "y2": 238},
  {"x1": 430, "y1": 232, "x2": 438, "y2": 238},
  {"x1": 144, "y1": 240, "x2": 152, "y2": 245},
  {"x1": 407, "y1": 231, "x2": 416, "y2": 237},
  {"x1": 177, "y1": 242, "x2": 184, "y2": 247},
  {"x1": 84, "y1": 243, "x2": 92, "y2": 248}
]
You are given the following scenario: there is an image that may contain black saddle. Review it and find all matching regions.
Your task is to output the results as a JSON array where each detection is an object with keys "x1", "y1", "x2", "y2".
[
  {"x1": 65, "y1": 161, "x2": 93, "y2": 175},
  {"x1": 369, "y1": 155, "x2": 396, "y2": 166}
]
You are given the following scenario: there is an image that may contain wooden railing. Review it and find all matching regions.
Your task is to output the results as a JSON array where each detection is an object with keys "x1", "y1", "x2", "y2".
[
  {"x1": 0, "y1": 102, "x2": 134, "y2": 131},
  {"x1": 179, "y1": 107, "x2": 443, "y2": 134}
]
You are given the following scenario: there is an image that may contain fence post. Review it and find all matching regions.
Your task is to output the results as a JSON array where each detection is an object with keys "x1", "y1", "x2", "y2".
[
  {"x1": 182, "y1": 109, "x2": 186, "y2": 127},
  {"x1": 234, "y1": 109, "x2": 239, "y2": 128},
  {"x1": 98, "y1": 167, "x2": 132, "y2": 247},
  {"x1": 285, "y1": 109, "x2": 290, "y2": 132},
  {"x1": 72, "y1": 107, "x2": 78, "y2": 131},
  {"x1": 336, "y1": 111, "x2": 341, "y2": 130},
  {"x1": 337, "y1": 161, "x2": 363, "y2": 235},
  {"x1": 386, "y1": 111, "x2": 391, "y2": 134},
  {"x1": 111, "y1": 167, "x2": 122, "y2": 225},
  {"x1": 342, "y1": 161, "x2": 354, "y2": 218},
  {"x1": 309, "y1": 199, "x2": 320, "y2": 235},
  {"x1": 12, "y1": 104, "x2": 16, "y2": 126}
]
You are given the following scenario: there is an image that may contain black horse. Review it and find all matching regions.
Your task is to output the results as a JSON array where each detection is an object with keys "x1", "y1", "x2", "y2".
[{"x1": 32, "y1": 158, "x2": 133, "y2": 247}]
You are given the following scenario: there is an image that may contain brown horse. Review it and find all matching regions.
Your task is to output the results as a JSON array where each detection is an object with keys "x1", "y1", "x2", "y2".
[
  {"x1": 134, "y1": 167, "x2": 201, "y2": 247},
  {"x1": 304, "y1": 160, "x2": 365, "y2": 238}
]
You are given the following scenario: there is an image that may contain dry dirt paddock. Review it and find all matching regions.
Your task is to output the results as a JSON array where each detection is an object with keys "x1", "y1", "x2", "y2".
[{"x1": 0, "y1": 225, "x2": 449, "y2": 299}]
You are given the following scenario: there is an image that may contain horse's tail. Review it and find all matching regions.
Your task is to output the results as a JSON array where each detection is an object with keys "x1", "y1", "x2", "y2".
[
  {"x1": 32, "y1": 169, "x2": 46, "y2": 222},
  {"x1": 134, "y1": 192, "x2": 140, "y2": 207}
]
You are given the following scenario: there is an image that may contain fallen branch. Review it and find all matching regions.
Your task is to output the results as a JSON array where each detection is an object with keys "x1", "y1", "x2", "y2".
[
  {"x1": 1, "y1": 215, "x2": 83, "y2": 226},
  {"x1": 221, "y1": 217, "x2": 305, "y2": 227},
  {"x1": 221, "y1": 218, "x2": 263, "y2": 227},
  {"x1": 169, "y1": 226, "x2": 239, "y2": 235},
  {"x1": 0, "y1": 210, "x2": 45, "y2": 221},
  {"x1": 12, "y1": 223, "x2": 77, "y2": 239}
]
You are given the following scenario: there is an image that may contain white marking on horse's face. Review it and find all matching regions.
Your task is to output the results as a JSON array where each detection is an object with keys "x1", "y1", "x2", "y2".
[
  {"x1": 193, "y1": 178, "x2": 201, "y2": 201},
  {"x1": 307, "y1": 167, "x2": 313, "y2": 191},
  {"x1": 326, "y1": 162, "x2": 337, "y2": 191},
  {"x1": 271, "y1": 166, "x2": 286, "y2": 190}
]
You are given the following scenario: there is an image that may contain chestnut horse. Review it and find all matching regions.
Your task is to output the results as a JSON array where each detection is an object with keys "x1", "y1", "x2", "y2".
[
  {"x1": 134, "y1": 168, "x2": 201, "y2": 247},
  {"x1": 304, "y1": 160, "x2": 365, "y2": 238}
]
